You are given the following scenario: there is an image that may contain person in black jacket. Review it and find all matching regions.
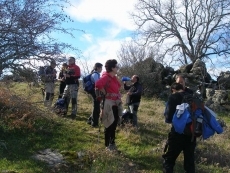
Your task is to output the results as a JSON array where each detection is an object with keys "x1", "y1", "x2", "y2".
[
  {"x1": 57, "y1": 63, "x2": 68, "y2": 99},
  {"x1": 163, "y1": 81, "x2": 196, "y2": 173},
  {"x1": 44, "y1": 60, "x2": 57, "y2": 107},
  {"x1": 123, "y1": 75, "x2": 142, "y2": 127}
]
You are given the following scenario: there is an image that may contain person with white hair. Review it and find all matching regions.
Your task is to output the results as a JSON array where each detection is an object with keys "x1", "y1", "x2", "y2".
[{"x1": 44, "y1": 59, "x2": 57, "y2": 107}]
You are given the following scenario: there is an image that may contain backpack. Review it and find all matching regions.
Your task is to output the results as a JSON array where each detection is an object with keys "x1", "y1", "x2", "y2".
[
  {"x1": 38, "y1": 66, "x2": 55, "y2": 83},
  {"x1": 82, "y1": 72, "x2": 98, "y2": 93},
  {"x1": 120, "y1": 109, "x2": 133, "y2": 125},
  {"x1": 53, "y1": 98, "x2": 66, "y2": 115},
  {"x1": 172, "y1": 93, "x2": 205, "y2": 140},
  {"x1": 38, "y1": 66, "x2": 46, "y2": 82}
]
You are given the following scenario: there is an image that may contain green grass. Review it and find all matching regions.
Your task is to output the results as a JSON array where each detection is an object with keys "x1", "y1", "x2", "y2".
[{"x1": 0, "y1": 82, "x2": 230, "y2": 173}]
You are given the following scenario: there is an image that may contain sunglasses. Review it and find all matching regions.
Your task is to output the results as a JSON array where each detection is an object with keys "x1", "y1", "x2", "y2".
[{"x1": 114, "y1": 65, "x2": 119, "y2": 69}]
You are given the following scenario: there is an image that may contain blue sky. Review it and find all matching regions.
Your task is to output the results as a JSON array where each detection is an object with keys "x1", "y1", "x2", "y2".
[
  {"x1": 50, "y1": 0, "x2": 228, "y2": 79},
  {"x1": 53, "y1": 0, "x2": 138, "y2": 72}
]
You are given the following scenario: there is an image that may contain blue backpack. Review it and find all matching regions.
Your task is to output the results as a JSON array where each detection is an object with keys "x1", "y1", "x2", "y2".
[
  {"x1": 171, "y1": 93, "x2": 223, "y2": 140},
  {"x1": 82, "y1": 72, "x2": 99, "y2": 93},
  {"x1": 53, "y1": 98, "x2": 66, "y2": 115}
]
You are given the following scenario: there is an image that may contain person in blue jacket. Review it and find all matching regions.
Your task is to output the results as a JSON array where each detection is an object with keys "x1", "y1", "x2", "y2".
[
  {"x1": 87, "y1": 62, "x2": 103, "y2": 127},
  {"x1": 163, "y1": 81, "x2": 196, "y2": 173}
]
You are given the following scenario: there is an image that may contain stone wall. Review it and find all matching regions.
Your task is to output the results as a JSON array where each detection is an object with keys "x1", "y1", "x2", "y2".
[{"x1": 205, "y1": 89, "x2": 229, "y2": 111}]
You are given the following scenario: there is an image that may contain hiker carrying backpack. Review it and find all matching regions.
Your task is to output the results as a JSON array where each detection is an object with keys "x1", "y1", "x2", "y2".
[
  {"x1": 38, "y1": 66, "x2": 48, "y2": 83},
  {"x1": 163, "y1": 82, "x2": 224, "y2": 173},
  {"x1": 86, "y1": 62, "x2": 103, "y2": 127},
  {"x1": 82, "y1": 71, "x2": 100, "y2": 93},
  {"x1": 163, "y1": 82, "x2": 197, "y2": 173},
  {"x1": 172, "y1": 92, "x2": 223, "y2": 140},
  {"x1": 38, "y1": 65, "x2": 56, "y2": 83},
  {"x1": 164, "y1": 85, "x2": 224, "y2": 140}
]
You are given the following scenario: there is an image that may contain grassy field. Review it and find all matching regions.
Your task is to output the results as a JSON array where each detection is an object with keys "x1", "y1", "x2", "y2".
[{"x1": 0, "y1": 81, "x2": 230, "y2": 173}]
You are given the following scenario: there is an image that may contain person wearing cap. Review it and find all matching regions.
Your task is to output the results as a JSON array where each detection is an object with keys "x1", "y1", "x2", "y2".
[
  {"x1": 87, "y1": 62, "x2": 103, "y2": 127},
  {"x1": 62, "y1": 57, "x2": 81, "y2": 119},
  {"x1": 44, "y1": 59, "x2": 57, "y2": 107},
  {"x1": 57, "y1": 63, "x2": 68, "y2": 99}
]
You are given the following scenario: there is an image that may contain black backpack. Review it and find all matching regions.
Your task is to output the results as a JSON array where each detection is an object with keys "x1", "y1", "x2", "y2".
[
  {"x1": 38, "y1": 66, "x2": 47, "y2": 82},
  {"x1": 82, "y1": 72, "x2": 99, "y2": 93}
]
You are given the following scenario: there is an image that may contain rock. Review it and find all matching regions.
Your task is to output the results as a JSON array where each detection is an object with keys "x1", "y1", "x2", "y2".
[{"x1": 33, "y1": 148, "x2": 65, "y2": 166}]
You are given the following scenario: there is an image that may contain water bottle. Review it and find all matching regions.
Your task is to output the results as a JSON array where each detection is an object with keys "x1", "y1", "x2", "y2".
[
  {"x1": 121, "y1": 77, "x2": 131, "y2": 81},
  {"x1": 195, "y1": 117, "x2": 203, "y2": 135}
]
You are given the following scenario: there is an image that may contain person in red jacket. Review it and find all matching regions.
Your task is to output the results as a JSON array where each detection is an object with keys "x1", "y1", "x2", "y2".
[
  {"x1": 62, "y1": 57, "x2": 81, "y2": 119},
  {"x1": 95, "y1": 59, "x2": 122, "y2": 151}
]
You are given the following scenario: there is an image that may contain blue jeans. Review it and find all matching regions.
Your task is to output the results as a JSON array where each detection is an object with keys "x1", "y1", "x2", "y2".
[{"x1": 128, "y1": 102, "x2": 140, "y2": 126}]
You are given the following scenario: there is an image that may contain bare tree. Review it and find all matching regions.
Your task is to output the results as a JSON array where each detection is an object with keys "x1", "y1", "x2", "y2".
[
  {"x1": 131, "y1": 0, "x2": 230, "y2": 66},
  {"x1": 0, "y1": 0, "x2": 81, "y2": 76},
  {"x1": 118, "y1": 41, "x2": 166, "y2": 96}
]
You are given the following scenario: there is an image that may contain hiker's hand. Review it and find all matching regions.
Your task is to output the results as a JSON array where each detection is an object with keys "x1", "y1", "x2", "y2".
[
  {"x1": 99, "y1": 115, "x2": 103, "y2": 122},
  {"x1": 127, "y1": 92, "x2": 132, "y2": 95}
]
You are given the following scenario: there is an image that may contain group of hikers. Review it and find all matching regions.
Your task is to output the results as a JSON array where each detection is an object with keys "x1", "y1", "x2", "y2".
[
  {"x1": 41, "y1": 57, "x2": 224, "y2": 173},
  {"x1": 42, "y1": 57, "x2": 80, "y2": 119},
  {"x1": 42, "y1": 58, "x2": 143, "y2": 148}
]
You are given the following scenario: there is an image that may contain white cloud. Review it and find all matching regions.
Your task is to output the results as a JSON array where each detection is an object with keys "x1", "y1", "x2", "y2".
[
  {"x1": 68, "y1": 0, "x2": 137, "y2": 31},
  {"x1": 64, "y1": 0, "x2": 138, "y2": 71},
  {"x1": 80, "y1": 33, "x2": 93, "y2": 43},
  {"x1": 83, "y1": 38, "x2": 122, "y2": 65}
]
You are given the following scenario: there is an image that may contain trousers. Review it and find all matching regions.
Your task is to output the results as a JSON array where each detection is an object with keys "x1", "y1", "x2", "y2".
[
  {"x1": 162, "y1": 131, "x2": 196, "y2": 173},
  {"x1": 104, "y1": 106, "x2": 119, "y2": 147}
]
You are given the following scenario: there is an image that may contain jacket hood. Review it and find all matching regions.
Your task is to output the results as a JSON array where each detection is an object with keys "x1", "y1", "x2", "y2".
[{"x1": 101, "y1": 72, "x2": 111, "y2": 78}]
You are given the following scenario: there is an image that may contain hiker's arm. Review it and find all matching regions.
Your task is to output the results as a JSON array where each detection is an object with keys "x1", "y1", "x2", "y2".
[
  {"x1": 124, "y1": 83, "x2": 131, "y2": 90},
  {"x1": 72, "y1": 65, "x2": 81, "y2": 79},
  {"x1": 165, "y1": 95, "x2": 177, "y2": 123},
  {"x1": 66, "y1": 66, "x2": 81, "y2": 79},
  {"x1": 95, "y1": 76, "x2": 108, "y2": 95},
  {"x1": 130, "y1": 84, "x2": 142, "y2": 96}
]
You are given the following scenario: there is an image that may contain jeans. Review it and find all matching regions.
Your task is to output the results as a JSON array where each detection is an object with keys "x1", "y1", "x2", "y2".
[
  {"x1": 62, "y1": 84, "x2": 78, "y2": 115},
  {"x1": 128, "y1": 102, "x2": 140, "y2": 126},
  {"x1": 58, "y1": 82, "x2": 66, "y2": 99},
  {"x1": 89, "y1": 90, "x2": 100, "y2": 126}
]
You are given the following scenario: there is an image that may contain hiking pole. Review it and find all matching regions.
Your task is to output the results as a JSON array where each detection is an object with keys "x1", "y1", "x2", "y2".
[
  {"x1": 97, "y1": 121, "x2": 101, "y2": 144},
  {"x1": 41, "y1": 88, "x2": 45, "y2": 101},
  {"x1": 163, "y1": 140, "x2": 169, "y2": 153}
]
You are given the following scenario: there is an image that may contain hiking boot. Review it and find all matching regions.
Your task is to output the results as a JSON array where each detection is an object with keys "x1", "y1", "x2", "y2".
[
  {"x1": 71, "y1": 113, "x2": 76, "y2": 120},
  {"x1": 105, "y1": 144, "x2": 117, "y2": 151},
  {"x1": 87, "y1": 116, "x2": 92, "y2": 125},
  {"x1": 91, "y1": 124, "x2": 99, "y2": 128}
]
